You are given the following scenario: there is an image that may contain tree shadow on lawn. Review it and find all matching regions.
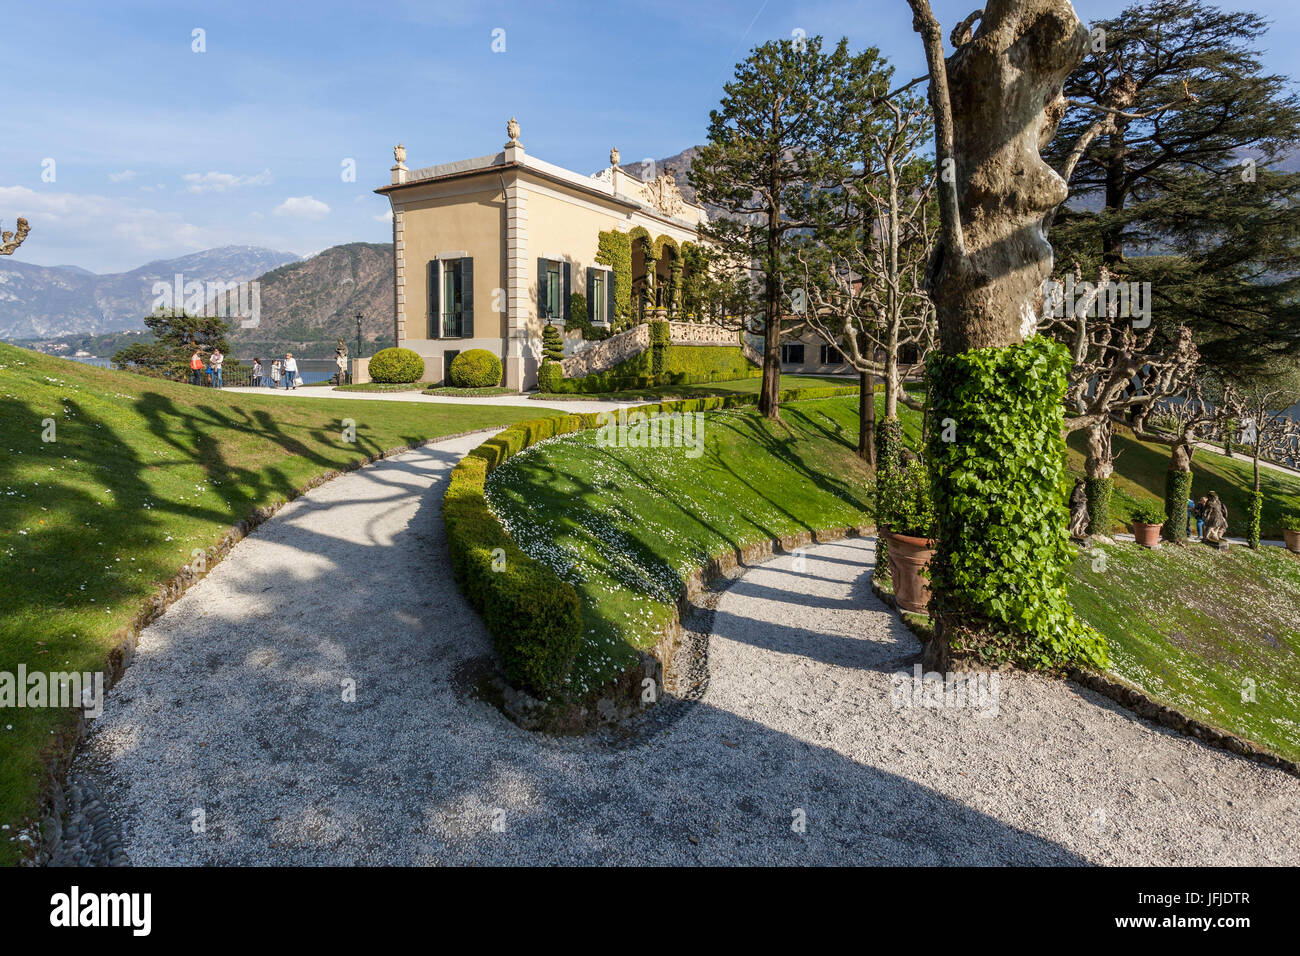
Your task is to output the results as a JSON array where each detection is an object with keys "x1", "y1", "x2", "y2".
[{"x1": 79, "y1": 449, "x2": 1087, "y2": 866}]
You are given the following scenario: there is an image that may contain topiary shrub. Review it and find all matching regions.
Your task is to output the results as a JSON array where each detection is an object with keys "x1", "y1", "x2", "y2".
[
  {"x1": 1282, "y1": 509, "x2": 1300, "y2": 532},
  {"x1": 368, "y1": 347, "x2": 425, "y2": 384},
  {"x1": 449, "y1": 348, "x2": 503, "y2": 388},
  {"x1": 541, "y1": 323, "x2": 564, "y2": 363},
  {"x1": 537, "y1": 361, "x2": 567, "y2": 394}
]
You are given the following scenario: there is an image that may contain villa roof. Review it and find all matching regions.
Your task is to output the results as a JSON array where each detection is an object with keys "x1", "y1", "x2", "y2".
[{"x1": 376, "y1": 144, "x2": 707, "y2": 230}]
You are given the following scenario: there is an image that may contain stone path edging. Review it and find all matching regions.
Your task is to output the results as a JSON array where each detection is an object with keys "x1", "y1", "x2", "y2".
[{"x1": 867, "y1": 572, "x2": 1300, "y2": 780}]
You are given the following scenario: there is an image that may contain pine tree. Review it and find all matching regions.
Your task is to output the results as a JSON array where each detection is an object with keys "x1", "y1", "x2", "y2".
[
  {"x1": 1046, "y1": 0, "x2": 1300, "y2": 377},
  {"x1": 690, "y1": 36, "x2": 868, "y2": 420}
]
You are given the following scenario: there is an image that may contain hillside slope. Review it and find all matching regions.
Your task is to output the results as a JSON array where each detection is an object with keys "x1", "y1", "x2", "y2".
[
  {"x1": 0, "y1": 246, "x2": 300, "y2": 339},
  {"x1": 219, "y1": 242, "x2": 393, "y2": 350}
]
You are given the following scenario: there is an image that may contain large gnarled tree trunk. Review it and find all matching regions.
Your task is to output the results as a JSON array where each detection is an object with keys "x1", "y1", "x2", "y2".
[{"x1": 909, "y1": 0, "x2": 1102, "y2": 670}]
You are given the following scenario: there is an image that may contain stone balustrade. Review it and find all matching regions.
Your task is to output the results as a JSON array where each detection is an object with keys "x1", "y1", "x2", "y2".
[{"x1": 559, "y1": 321, "x2": 751, "y2": 379}]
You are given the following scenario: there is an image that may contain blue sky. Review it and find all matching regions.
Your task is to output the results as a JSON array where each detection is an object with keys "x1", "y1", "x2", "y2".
[{"x1": 2, "y1": 0, "x2": 1297, "y2": 273}]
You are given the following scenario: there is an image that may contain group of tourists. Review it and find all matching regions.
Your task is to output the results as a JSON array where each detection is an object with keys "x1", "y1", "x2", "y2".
[
  {"x1": 1189, "y1": 493, "x2": 1229, "y2": 544},
  {"x1": 188, "y1": 347, "x2": 225, "y2": 388},
  {"x1": 186, "y1": 348, "x2": 301, "y2": 389},
  {"x1": 252, "y1": 354, "x2": 300, "y2": 389}
]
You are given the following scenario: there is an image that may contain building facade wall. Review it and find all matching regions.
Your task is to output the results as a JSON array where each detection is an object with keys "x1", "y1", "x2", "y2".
[
  {"x1": 386, "y1": 149, "x2": 707, "y2": 389},
  {"x1": 393, "y1": 180, "x2": 507, "y2": 385}
]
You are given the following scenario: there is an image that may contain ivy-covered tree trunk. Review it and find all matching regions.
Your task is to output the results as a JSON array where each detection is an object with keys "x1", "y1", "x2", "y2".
[
  {"x1": 1083, "y1": 418, "x2": 1115, "y2": 535},
  {"x1": 910, "y1": 0, "x2": 1105, "y2": 671},
  {"x1": 1248, "y1": 448, "x2": 1263, "y2": 548},
  {"x1": 1162, "y1": 444, "x2": 1193, "y2": 544}
]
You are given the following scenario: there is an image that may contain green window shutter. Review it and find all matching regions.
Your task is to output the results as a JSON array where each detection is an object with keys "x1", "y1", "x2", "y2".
[
  {"x1": 538, "y1": 258, "x2": 549, "y2": 321},
  {"x1": 428, "y1": 260, "x2": 441, "y2": 339},
  {"x1": 586, "y1": 267, "x2": 595, "y2": 321},
  {"x1": 461, "y1": 257, "x2": 474, "y2": 338},
  {"x1": 608, "y1": 266, "x2": 618, "y2": 324},
  {"x1": 562, "y1": 261, "x2": 571, "y2": 322}
]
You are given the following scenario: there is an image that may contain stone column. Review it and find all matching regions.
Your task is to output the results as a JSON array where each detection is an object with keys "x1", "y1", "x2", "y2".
[{"x1": 503, "y1": 124, "x2": 530, "y2": 390}]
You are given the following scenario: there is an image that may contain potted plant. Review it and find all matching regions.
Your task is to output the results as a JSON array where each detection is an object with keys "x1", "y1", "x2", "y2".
[
  {"x1": 1282, "y1": 510, "x2": 1300, "y2": 554},
  {"x1": 1130, "y1": 500, "x2": 1166, "y2": 548},
  {"x1": 878, "y1": 458, "x2": 937, "y2": 613}
]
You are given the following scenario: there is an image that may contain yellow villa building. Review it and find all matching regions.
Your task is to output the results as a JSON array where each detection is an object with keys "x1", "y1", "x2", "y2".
[{"x1": 375, "y1": 118, "x2": 712, "y2": 389}]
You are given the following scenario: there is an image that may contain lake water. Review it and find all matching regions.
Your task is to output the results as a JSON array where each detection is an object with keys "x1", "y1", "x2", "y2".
[{"x1": 72, "y1": 355, "x2": 340, "y2": 385}]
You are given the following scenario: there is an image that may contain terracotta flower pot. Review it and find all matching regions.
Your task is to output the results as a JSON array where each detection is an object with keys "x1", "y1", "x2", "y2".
[
  {"x1": 1284, "y1": 529, "x2": 1300, "y2": 554},
  {"x1": 1131, "y1": 520, "x2": 1163, "y2": 548},
  {"x1": 881, "y1": 526, "x2": 936, "y2": 613}
]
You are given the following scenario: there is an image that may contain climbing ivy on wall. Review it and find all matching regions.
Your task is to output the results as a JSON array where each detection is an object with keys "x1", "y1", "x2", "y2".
[
  {"x1": 596, "y1": 230, "x2": 632, "y2": 329},
  {"x1": 926, "y1": 336, "x2": 1108, "y2": 670}
]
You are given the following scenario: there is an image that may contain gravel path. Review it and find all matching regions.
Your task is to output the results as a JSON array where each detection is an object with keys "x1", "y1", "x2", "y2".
[
  {"x1": 220, "y1": 385, "x2": 638, "y2": 415},
  {"x1": 71, "y1": 436, "x2": 1300, "y2": 865}
]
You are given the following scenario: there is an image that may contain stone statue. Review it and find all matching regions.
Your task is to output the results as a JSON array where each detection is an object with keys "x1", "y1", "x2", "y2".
[
  {"x1": 393, "y1": 143, "x2": 406, "y2": 165},
  {"x1": 1202, "y1": 492, "x2": 1229, "y2": 545},
  {"x1": 610, "y1": 146, "x2": 620, "y2": 166},
  {"x1": 334, "y1": 338, "x2": 349, "y2": 385},
  {"x1": 1, "y1": 217, "x2": 30, "y2": 256},
  {"x1": 506, "y1": 117, "x2": 520, "y2": 145},
  {"x1": 1069, "y1": 478, "x2": 1090, "y2": 541}
]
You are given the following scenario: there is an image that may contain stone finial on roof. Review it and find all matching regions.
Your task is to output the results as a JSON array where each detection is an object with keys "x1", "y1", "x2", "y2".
[
  {"x1": 394, "y1": 143, "x2": 406, "y2": 165},
  {"x1": 506, "y1": 117, "x2": 521, "y2": 146},
  {"x1": 610, "y1": 146, "x2": 620, "y2": 167}
]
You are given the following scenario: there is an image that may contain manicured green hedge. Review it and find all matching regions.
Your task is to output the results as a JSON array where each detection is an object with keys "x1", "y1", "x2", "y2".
[
  {"x1": 444, "y1": 383, "x2": 860, "y2": 695},
  {"x1": 926, "y1": 336, "x2": 1107, "y2": 670},
  {"x1": 368, "y1": 347, "x2": 425, "y2": 384},
  {"x1": 449, "y1": 349, "x2": 503, "y2": 388}
]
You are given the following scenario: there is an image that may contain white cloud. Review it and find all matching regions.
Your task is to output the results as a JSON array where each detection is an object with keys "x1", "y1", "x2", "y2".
[
  {"x1": 274, "y1": 195, "x2": 330, "y2": 220},
  {"x1": 374, "y1": 208, "x2": 393, "y2": 222},
  {"x1": 0, "y1": 185, "x2": 210, "y2": 265},
  {"x1": 108, "y1": 169, "x2": 136, "y2": 183},
  {"x1": 182, "y1": 169, "x2": 273, "y2": 193}
]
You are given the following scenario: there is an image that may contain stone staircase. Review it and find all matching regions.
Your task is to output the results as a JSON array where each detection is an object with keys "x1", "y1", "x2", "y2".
[{"x1": 561, "y1": 321, "x2": 759, "y2": 378}]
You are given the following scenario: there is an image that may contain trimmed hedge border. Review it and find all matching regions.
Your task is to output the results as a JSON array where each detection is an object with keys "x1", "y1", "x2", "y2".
[
  {"x1": 444, "y1": 385, "x2": 863, "y2": 700},
  {"x1": 31, "y1": 426, "x2": 508, "y2": 867}
]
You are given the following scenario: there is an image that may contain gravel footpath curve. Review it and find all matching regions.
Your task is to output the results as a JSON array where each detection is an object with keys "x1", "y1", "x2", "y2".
[{"x1": 72, "y1": 437, "x2": 1300, "y2": 865}]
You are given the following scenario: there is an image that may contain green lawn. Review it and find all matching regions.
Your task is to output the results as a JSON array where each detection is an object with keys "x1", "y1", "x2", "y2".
[
  {"x1": 1068, "y1": 541, "x2": 1300, "y2": 762},
  {"x1": 424, "y1": 385, "x2": 517, "y2": 397},
  {"x1": 1065, "y1": 424, "x2": 1300, "y2": 539},
  {"x1": 889, "y1": 399, "x2": 1300, "y2": 539},
  {"x1": 491, "y1": 387, "x2": 1300, "y2": 764},
  {"x1": 335, "y1": 381, "x2": 429, "y2": 392},
  {"x1": 0, "y1": 342, "x2": 559, "y2": 863},
  {"x1": 484, "y1": 396, "x2": 874, "y2": 694},
  {"x1": 532, "y1": 373, "x2": 855, "y2": 402}
]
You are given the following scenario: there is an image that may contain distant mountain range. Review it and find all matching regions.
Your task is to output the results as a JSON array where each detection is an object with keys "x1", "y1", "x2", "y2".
[
  {"x1": 221, "y1": 242, "x2": 394, "y2": 349},
  {"x1": 0, "y1": 245, "x2": 301, "y2": 339}
]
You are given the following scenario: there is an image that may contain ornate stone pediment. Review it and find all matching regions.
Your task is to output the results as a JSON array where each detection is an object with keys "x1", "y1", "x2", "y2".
[{"x1": 645, "y1": 173, "x2": 685, "y2": 218}]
